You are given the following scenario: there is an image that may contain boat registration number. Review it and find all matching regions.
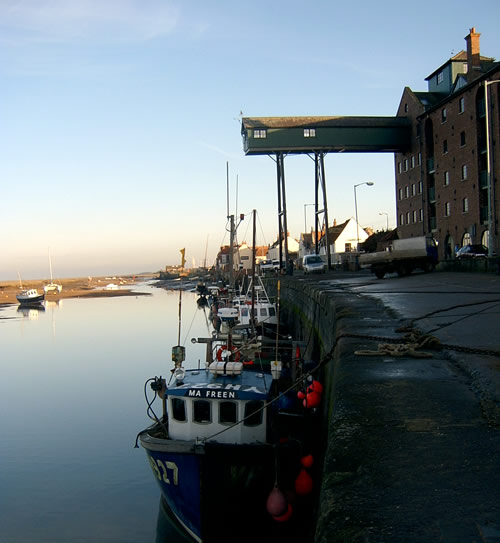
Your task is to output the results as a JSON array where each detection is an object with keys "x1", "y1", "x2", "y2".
[{"x1": 148, "y1": 457, "x2": 179, "y2": 486}]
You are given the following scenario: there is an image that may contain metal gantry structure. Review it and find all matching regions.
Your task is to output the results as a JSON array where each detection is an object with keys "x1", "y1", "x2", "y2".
[{"x1": 241, "y1": 116, "x2": 411, "y2": 267}]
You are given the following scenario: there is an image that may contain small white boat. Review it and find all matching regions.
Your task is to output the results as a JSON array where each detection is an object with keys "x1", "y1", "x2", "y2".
[
  {"x1": 44, "y1": 283, "x2": 62, "y2": 295},
  {"x1": 16, "y1": 288, "x2": 45, "y2": 306},
  {"x1": 44, "y1": 250, "x2": 63, "y2": 295}
]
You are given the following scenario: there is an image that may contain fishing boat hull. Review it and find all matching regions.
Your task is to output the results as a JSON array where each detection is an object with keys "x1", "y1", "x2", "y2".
[{"x1": 140, "y1": 428, "x2": 306, "y2": 543}]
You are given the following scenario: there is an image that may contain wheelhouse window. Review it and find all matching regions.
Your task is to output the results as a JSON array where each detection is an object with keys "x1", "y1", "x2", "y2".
[
  {"x1": 193, "y1": 400, "x2": 211, "y2": 424},
  {"x1": 304, "y1": 128, "x2": 316, "y2": 137},
  {"x1": 253, "y1": 129, "x2": 267, "y2": 139},
  {"x1": 171, "y1": 398, "x2": 187, "y2": 422},
  {"x1": 219, "y1": 401, "x2": 237, "y2": 425},
  {"x1": 268, "y1": 307, "x2": 276, "y2": 317},
  {"x1": 243, "y1": 401, "x2": 264, "y2": 427}
]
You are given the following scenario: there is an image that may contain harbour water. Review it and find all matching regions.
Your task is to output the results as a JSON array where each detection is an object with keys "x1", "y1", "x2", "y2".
[{"x1": 0, "y1": 282, "x2": 209, "y2": 543}]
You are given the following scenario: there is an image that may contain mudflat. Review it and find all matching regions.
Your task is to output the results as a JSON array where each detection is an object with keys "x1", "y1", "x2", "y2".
[{"x1": 0, "y1": 275, "x2": 152, "y2": 306}]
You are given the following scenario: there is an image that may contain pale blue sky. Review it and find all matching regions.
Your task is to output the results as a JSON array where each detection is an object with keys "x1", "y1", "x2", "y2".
[{"x1": 2, "y1": 0, "x2": 500, "y2": 280}]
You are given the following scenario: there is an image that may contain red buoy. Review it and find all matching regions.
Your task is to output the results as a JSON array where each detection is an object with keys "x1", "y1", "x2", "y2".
[
  {"x1": 307, "y1": 380, "x2": 324, "y2": 395},
  {"x1": 297, "y1": 390, "x2": 306, "y2": 400},
  {"x1": 294, "y1": 468, "x2": 313, "y2": 495},
  {"x1": 303, "y1": 390, "x2": 321, "y2": 408},
  {"x1": 300, "y1": 454, "x2": 314, "y2": 468}
]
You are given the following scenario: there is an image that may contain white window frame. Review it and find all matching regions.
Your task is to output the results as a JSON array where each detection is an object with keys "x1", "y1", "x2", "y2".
[
  {"x1": 304, "y1": 128, "x2": 316, "y2": 138},
  {"x1": 253, "y1": 129, "x2": 267, "y2": 139},
  {"x1": 459, "y1": 97, "x2": 465, "y2": 114},
  {"x1": 461, "y1": 165, "x2": 468, "y2": 180}
]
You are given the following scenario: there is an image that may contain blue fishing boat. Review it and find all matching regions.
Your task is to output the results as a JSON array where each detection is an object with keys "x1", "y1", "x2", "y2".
[{"x1": 138, "y1": 317, "x2": 322, "y2": 542}]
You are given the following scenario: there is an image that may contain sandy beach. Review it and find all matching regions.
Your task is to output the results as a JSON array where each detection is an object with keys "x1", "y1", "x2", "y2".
[{"x1": 0, "y1": 275, "x2": 153, "y2": 306}]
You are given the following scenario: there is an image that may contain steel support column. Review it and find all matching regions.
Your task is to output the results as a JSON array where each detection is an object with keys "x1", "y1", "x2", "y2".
[
  {"x1": 275, "y1": 152, "x2": 289, "y2": 268},
  {"x1": 315, "y1": 152, "x2": 331, "y2": 268}
]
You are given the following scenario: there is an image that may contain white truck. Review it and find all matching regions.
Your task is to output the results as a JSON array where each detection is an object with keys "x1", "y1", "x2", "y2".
[{"x1": 359, "y1": 236, "x2": 438, "y2": 279}]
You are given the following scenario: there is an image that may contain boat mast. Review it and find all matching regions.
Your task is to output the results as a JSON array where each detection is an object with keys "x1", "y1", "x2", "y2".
[
  {"x1": 227, "y1": 162, "x2": 234, "y2": 290},
  {"x1": 250, "y1": 209, "x2": 257, "y2": 335}
]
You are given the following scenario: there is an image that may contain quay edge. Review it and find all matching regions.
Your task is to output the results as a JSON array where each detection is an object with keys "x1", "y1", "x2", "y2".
[{"x1": 267, "y1": 276, "x2": 500, "y2": 542}]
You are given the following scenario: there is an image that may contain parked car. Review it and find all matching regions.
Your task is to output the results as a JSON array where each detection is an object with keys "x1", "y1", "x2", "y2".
[
  {"x1": 456, "y1": 244, "x2": 488, "y2": 259},
  {"x1": 303, "y1": 254, "x2": 326, "y2": 274},
  {"x1": 259, "y1": 259, "x2": 274, "y2": 273}
]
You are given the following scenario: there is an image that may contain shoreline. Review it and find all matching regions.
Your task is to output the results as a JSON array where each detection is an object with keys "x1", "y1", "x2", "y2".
[{"x1": 0, "y1": 275, "x2": 154, "y2": 307}]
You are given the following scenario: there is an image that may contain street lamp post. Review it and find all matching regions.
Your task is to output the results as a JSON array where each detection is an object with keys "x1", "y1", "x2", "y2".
[
  {"x1": 303, "y1": 203, "x2": 315, "y2": 233},
  {"x1": 484, "y1": 79, "x2": 500, "y2": 257},
  {"x1": 354, "y1": 182, "x2": 374, "y2": 250},
  {"x1": 379, "y1": 212, "x2": 389, "y2": 231}
]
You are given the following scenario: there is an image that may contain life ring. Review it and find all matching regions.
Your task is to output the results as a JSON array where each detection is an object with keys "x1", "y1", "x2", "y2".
[{"x1": 216, "y1": 345, "x2": 241, "y2": 362}]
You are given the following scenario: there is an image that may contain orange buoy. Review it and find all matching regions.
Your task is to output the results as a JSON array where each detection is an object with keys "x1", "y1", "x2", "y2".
[
  {"x1": 272, "y1": 503, "x2": 293, "y2": 522},
  {"x1": 266, "y1": 485, "x2": 287, "y2": 517},
  {"x1": 294, "y1": 468, "x2": 313, "y2": 495}
]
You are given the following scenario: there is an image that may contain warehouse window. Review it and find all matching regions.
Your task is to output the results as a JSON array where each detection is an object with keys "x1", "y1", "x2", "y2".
[
  {"x1": 441, "y1": 108, "x2": 447, "y2": 123},
  {"x1": 462, "y1": 198, "x2": 469, "y2": 213},
  {"x1": 444, "y1": 202, "x2": 451, "y2": 217},
  {"x1": 253, "y1": 129, "x2": 267, "y2": 139},
  {"x1": 462, "y1": 165, "x2": 468, "y2": 180},
  {"x1": 459, "y1": 97, "x2": 465, "y2": 113},
  {"x1": 304, "y1": 128, "x2": 316, "y2": 137},
  {"x1": 444, "y1": 171, "x2": 450, "y2": 186}
]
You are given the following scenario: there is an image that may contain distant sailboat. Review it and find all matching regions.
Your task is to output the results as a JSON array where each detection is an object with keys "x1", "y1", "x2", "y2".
[{"x1": 44, "y1": 250, "x2": 62, "y2": 295}]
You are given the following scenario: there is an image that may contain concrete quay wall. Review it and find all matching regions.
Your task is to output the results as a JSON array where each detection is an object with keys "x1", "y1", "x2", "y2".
[{"x1": 269, "y1": 276, "x2": 500, "y2": 542}]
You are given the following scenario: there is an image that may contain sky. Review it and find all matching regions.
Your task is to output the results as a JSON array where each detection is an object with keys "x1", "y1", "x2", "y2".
[{"x1": 2, "y1": 0, "x2": 500, "y2": 280}]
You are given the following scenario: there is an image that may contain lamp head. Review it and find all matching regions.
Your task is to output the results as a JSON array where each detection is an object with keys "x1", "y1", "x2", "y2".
[{"x1": 366, "y1": 182, "x2": 374, "y2": 186}]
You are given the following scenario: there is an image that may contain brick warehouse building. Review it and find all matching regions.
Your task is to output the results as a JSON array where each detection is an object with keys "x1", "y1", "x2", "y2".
[{"x1": 395, "y1": 28, "x2": 500, "y2": 260}]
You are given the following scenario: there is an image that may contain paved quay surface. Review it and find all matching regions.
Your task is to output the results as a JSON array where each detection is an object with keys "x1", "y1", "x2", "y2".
[{"x1": 289, "y1": 270, "x2": 500, "y2": 542}]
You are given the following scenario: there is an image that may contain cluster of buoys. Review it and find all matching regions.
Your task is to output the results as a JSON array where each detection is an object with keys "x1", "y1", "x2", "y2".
[
  {"x1": 297, "y1": 379, "x2": 323, "y2": 408},
  {"x1": 266, "y1": 453, "x2": 315, "y2": 523}
]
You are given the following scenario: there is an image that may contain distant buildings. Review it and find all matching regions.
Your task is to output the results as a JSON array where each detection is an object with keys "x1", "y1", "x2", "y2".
[{"x1": 395, "y1": 27, "x2": 500, "y2": 259}]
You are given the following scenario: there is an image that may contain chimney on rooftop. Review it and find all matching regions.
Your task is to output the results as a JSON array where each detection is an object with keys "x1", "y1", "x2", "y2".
[{"x1": 465, "y1": 27, "x2": 481, "y2": 80}]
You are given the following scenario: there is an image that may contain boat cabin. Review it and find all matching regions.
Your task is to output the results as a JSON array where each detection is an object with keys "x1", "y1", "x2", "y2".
[{"x1": 166, "y1": 369, "x2": 271, "y2": 444}]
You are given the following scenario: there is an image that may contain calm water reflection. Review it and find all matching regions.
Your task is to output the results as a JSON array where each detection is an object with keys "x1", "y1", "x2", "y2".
[{"x1": 0, "y1": 283, "x2": 210, "y2": 543}]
